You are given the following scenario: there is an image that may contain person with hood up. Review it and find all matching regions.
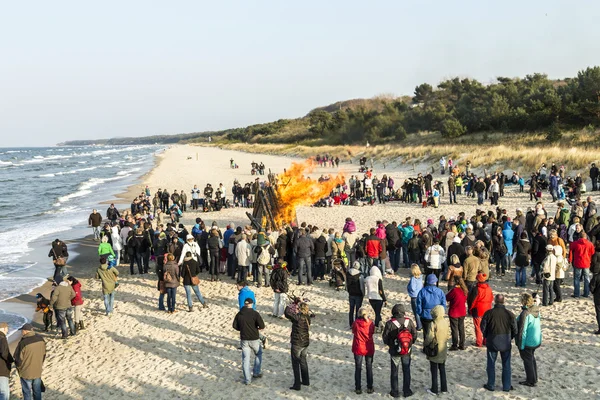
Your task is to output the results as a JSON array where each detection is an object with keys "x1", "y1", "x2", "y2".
[
  {"x1": 407, "y1": 264, "x2": 423, "y2": 331},
  {"x1": 424, "y1": 238, "x2": 446, "y2": 284},
  {"x1": 110, "y1": 224, "x2": 123, "y2": 266},
  {"x1": 481, "y1": 294, "x2": 518, "y2": 392},
  {"x1": 352, "y1": 307, "x2": 375, "y2": 394},
  {"x1": 541, "y1": 245, "x2": 557, "y2": 306},
  {"x1": 501, "y1": 221, "x2": 514, "y2": 274},
  {"x1": 365, "y1": 266, "x2": 387, "y2": 331},
  {"x1": 514, "y1": 232, "x2": 531, "y2": 287},
  {"x1": 343, "y1": 221, "x2": 359, "y2": 267},
  {"x1": 269, "y1": 262, "x2": 289, "y2": 318},
  {"x1": 50, "y1": 275, "x2": 76, "y2": 339},
  {"x1": 285, "y1": 301, "x2": 312, "y2": 391},
  {"x1": 382, "y1": 303, "x2": 417, "y2": 398},
  {"x1": 96, "y1": 256, "x2": 119, "y2": 317},
  {"x1": 424, "y1": 305, "x2": 450, "y2": 395},
  {"x1": 35, "y1": 293, "x2": 53, "y2": 331},
  {"x1": 415, "y1": 274, "x2": 446, "y2": 343},
  {"x1": 467, "y1": 273, "x2": 493, "y2": 347},
  {"x1": 347, "y1": 261, "x2": 365, "y2": 327},
  {"x1": 67, "y1": 276, "x2": 85, "y2": 331},
  {"x1": 181, "y1": 251, "x2": 207, "y2": 312},
  {"x1": 446, "y1": 276, "x2": 468, "y2": 350},
  {"x1": 178, "y1": 234, "x2": 201, "y2": 266},
  {"x1": 516, "y1": 293, "x2": 542, "y2": 387}
]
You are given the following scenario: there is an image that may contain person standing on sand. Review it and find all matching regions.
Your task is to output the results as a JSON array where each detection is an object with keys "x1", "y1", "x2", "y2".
[
  {"x1": 515, "y1": 293, "x2": 542, "y2": 387},
  {"x1": 446, "y1": 276, "x2": 467, "y2": 350},
  {"x1": 424, "y1": 305, "x2": 449, "y2": 396},
  {"x1": 233, "y1": 298, "x2": 265, "y2": 386},
  {"x1": 207, "y1": 228, "x2": 222, "y2": 282},
  {"x1": 48, "y1": 239, "x2": 68, "y2": 281},
  {"x1": 67, "y1": 276, "x2": 85, "y2": 331},
  {"x1": 14, "y1": 324, "x2": 46, "y2": 400},
  {"x1": 568, "y1": 232, "x2": 595, "y2": 298},
  {"x1": 106, "y1": 203, "x2": 120, "y2": 225},
  {"x1": 88, "y1": 209, "x2": 103, "y2": 240},
  {"x1": 285, "y1": 301, "x2": 312, "y2": 391},
  {"x1": 270, "y1": 262, "x2": 289, "y2": 318},
  {"x1": 347, "y1": 261, "x2": 365, "y2": 328},
  {"x1": 0, "y1": 322, "x2": 14, "y2": 400},
  {"x1": 467, "y1": 273, "x2": 493, "y2": 347},
  {"x1": 352, "y1": 307, "x2": 375, "y2": 395},
  {"x1": 481, "y1": 294, "x2": 517, "y2": 393},
  {"x1": 50, "y1": 275, "x2": 76, "y2": 339},
  {"x1": 181, "y1": 251, "x2": 207, "y2": 312},
  {"x1": 163, "y1": 254, "x2": 180, "y2": 314},
  {"x1": 96, "y1": 256, "x2": 119, "y2": 317},
  {"x1": 416, "y1": 274, "x2": 446, "y2": 343},
  {"x1": 382, "y1": 304, "x2": 417, "y2": 398}
]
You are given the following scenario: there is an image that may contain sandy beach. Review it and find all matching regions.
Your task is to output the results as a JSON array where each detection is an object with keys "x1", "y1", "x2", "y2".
[{"x1": 9, "y1": 144, "x2": 600, "y2": 399}]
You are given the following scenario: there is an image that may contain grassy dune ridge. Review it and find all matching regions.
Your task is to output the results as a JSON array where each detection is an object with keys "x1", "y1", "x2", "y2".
[{"x1": 197, "y1": 129, "x2": 600, "y2": 174}]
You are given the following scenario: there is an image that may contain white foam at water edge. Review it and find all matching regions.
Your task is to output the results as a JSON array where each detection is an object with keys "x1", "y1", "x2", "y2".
[
  {"x1": 39, "y1": 166, "x2": 98, "y2": 178},
  {"x1": 55, "y1": 174, "x2": 132, "y2": 205},
  {"x1": 0, "y1": 277, "x2": 48, "y2": 302},
  {"x1": 0, "y1": 160, "x2": 13, "y2": 166},
  {"x1": 0, "y1": 310, "x2": 29, "y2": 338},
  {"x1": 117, "y1": 167, "x2": 141, "y2": 176}
]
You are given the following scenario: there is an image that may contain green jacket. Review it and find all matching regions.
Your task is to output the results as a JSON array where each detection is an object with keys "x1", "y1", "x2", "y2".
[
  {"x1": 424, "y1": 305, "x2": 449, "y2": 364},
  {"x1": 98, "y1": 242, "x2": 115, "y2": 257},
  {"x1": 50, "y1": 283, "x2": 76, "y2": 310},
  {"x1": 96, "y1": 264, "x2": 119, "y2": 295},
  {"x1": 14, "y1": 332, "x2": 46, "y2": 380}
]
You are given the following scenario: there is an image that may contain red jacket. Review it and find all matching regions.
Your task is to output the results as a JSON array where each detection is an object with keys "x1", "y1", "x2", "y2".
[
  {"x1": 569, "y1": 238, "x2": 595, "y2": 269},
  {"x1": 71, "y1": 282, "x2": 84, "y2": 306},
  {"x1": 352, "y1": 317, "x2": 375, "y2": 356},
  {"x1": 365, "y1": 235, "x2": 382, "y2": 259},
  {"x1": 446, "y1": 286, "x2": 467, "y2": 318},
  {"x1": 467, "y1": 283, "x2": 493, "y2": 318}
]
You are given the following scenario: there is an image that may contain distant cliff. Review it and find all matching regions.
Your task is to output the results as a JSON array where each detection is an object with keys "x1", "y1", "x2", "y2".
[{"x1": 57, "y1": 131, "x2": 213, "y2": 146}]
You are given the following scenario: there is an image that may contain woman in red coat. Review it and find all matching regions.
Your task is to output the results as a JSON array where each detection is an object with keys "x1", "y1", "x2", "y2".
[
  {"x1": 446, "y1": 276, "x2": 468, "y2": 350},
  {"x1": 467, "y1": 273, "x2": 493, "y2": 347},
  {"x1": 67, "y1": 276, "x2": 85, "y2": 331},
  {"x1": 352, "y1": 307, "x2": 375, "y2": 394}
]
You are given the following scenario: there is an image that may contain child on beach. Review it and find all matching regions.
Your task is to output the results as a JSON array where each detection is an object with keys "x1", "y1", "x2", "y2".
[
  {"x1": 35, "y1": 293, "x2": 53, "y2": 331},
  {"x1": 407, "y1": 264, "x2": 423, "y2": 330}
]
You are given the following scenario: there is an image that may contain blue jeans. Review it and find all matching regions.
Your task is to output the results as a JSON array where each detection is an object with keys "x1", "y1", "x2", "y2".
[
  {"x1": 166, "y1": 287, "x2": 176, "y2": 312},
  {"x1": 354, "y1": 354, "x2": 373, "y2": 390},
  {"x1": 410, "y1": 297, "x2": 422, "y2": 330},
  {"x1": 402, "y1": 243, "x2": 410, "y2": 267},
  {"x1": 56, "y1": 308, "x2": 75, "y2": 337},
  {"x1": 573, "y1": 268, "x2": 591, "y2": 297},
  {"x1": 487, "y1": 350, "x2": 511, "y2": 391},
  {"x1": 477, "y1": 192, "x2": 484, "y2": 205},
  {"x1": 297, "y1": 256, "x2": 312, "y2": 284},
  {"x1": 390, "y1": 355, "x2": 411, "y2": 397},
  {"x1": 0, "y1": 376, "x2": 9, "y2": 400},
  {"x1": 241, "y1": 339, "x2": 262, "y2": 384},
  {"x1": 20, "y1": 377, "x2": 42, "y2": 400},
  {"x1": 515, "y1": 266, "x2": 527, "y2": 287},
  {"x1": 158, "y1": 292, "x2": 166, "y2": 310},
  {"x1": 184, "y1": 285, "x2": 205, "y2": 307},
  {"x1": 388, "y1": 249, "x2": 398, "y2": 271},
  {"x1": 103, "y1": 292, "x2": 115, "y2": 315},
  {"x1": 349, "y1": 295, "x2": 363, "y2": 327}
]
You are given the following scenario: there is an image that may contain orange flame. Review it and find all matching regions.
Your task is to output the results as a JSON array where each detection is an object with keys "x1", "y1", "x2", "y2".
[{"x1": 275, "y1": 160, "x2": 345, "y2": 225}]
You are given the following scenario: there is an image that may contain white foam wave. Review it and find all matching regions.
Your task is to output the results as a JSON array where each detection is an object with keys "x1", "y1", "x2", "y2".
[
  {"x1": 55, "y1": 174, "x2": 131, "y2": 205},
  {"x1": 39, "y1": 173, "x2": 55, "y2": 178},
  {"x1": 117, "y1": 167, "x2": 141, "y2": 176}
]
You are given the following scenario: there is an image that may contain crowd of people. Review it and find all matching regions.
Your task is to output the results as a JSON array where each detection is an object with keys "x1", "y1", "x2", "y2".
[{"x1": 3, "y1": 159, "x2": 600, "y2": 399}]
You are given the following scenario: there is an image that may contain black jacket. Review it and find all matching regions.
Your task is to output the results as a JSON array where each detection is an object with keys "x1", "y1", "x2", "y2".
[
  {"x1": 233, "y1": 307, "x2": 265, "y2": 341},
  {"x1": 385, "y1": 224, "x2": 400, "y2": 250},
  {"x1": 346, "y1": 268, "x2": 364, "y2": 297},
  {"x1": 480, "y1": 304, "x2": 517, "y2": 352},
  {"x1": 531, "y1": 234, "x2": 547, "y2": 265},
  {"x1": 313, "y1": 235, "x2": 327, "y2": 258},
  {"x1": 514, "y1": 239, "x2": 531, "y2": 267},
  {"x1": 276, "y1": 234, "x2": 288, "y2": 259},
  {"x1": 181, "y1": 259, "x2": 200, "y2": 286},
  {"x1": 285, "y1": 306, "x2": 311, "y2": 348},
  {"x1": 269, "y1": 266, "x2": 289, "y2": 293},
  {"x1": 48, "y1": 240, "x2": 68, "y2": 260},
  {"x1": 0, "y1": 331, "x2": 13, "y2": 377},
  {"x1": 295, "y1": 235, "x2": 314, "y2": 258},
  {"x1": 447, "y1": 242, "x2": 466, "y2": 264},
  {"x1": 382, "y1": 305, "x2": 417, "y2": 356},
  {"x1": 207, "y1": 236, "x2": 221, "y2": 253}
]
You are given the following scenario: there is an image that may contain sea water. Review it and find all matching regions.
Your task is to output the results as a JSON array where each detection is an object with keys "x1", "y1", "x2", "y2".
[{"x1": 0, "y1": 145, "x2": 163, "y2": 335}]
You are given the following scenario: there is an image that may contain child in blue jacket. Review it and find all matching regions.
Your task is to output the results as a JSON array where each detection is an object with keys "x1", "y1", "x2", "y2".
[{"x1": 407, "y1": 264, "x2": 423, "y2": 330}]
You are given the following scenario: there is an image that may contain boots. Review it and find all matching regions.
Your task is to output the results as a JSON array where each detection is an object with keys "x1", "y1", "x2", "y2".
[{"x1": 79, "y1": 321, "x2": 85, "y2": 330}]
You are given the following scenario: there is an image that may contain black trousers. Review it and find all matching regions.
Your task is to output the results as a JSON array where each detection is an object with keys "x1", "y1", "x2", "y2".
[
  {"x1": 291, "y1": 346, "x2": 309, "y2": 388},
  {"x1": 421, "y1": 318, "x2": 433, "y2": 344},
  {"x1": 553, "y1": 278, "x2": 563, "y2": 301},
  {"x1": 354, "y1": 355, "x2": 373, "y2": 390},
  {"x1": 594, "y1": 292, "x2": 600, "y2": 330},
  {"x1": 429, "y1": 361, "x2": 447, "y2": 394},
  {"x1": 209, "y1": 252, "x2": 219, "y2": 277},
  {"x1": 519, "y1": 347, "x2": 538, "y2": 384},
  {"x1": 449, "y1": 316, "x2": 465, "y2": 348}
]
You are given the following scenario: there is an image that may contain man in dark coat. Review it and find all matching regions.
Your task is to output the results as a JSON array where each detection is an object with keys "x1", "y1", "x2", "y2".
[
  {"x1": 233, "y1": 298, "x2": 265, "y2": 385},
  {"x1": 382, "y1": 304, "x2": 417, "y2": 398},
  {"x1": 385, "y1": 221, "x2": 401, "y2": 271},
  {"x1": 481, "y1": 294, "x2": 517, "y2": 392}
]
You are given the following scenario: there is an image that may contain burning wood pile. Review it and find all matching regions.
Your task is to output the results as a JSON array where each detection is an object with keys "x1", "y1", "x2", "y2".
[{"x1": 247, "y1": 161, "x2": 345, "y2": 231}]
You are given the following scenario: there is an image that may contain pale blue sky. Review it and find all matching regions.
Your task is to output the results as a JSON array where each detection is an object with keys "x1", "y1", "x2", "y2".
[{"x1": 1, "y1": 1, "x2": 598, "y2": 146}]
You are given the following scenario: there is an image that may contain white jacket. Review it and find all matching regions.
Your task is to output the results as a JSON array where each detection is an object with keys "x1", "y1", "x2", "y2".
[
  {"x1": 554, "y1": 246, "x2": 567, "y2": 279},
  {"x1": 425, "y1": 245, "x2": 446, "y2": 269},
  {"x1": 179, "y1": 242, "x2": 201, "y2": 265},
  {"x1": 111, "y1": 226, "x2": 123, "y2": 251},
  {"x1": 364, "y1": 267, "x2": 384, "y2": 301},
  {"x1": 236, "y1": 240, "x2": 252, "y2": 267},
  {"x1": 542, "y1": 254, "x2": 557, "y2": 281}
]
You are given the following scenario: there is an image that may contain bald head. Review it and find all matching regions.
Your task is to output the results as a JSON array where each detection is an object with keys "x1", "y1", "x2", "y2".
[{"x1": 495, "y1": 294, "x2": 505, "y2": 305}]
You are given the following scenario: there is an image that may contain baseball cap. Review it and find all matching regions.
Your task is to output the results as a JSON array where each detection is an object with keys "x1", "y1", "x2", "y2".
[{"x1": 20, "y1": 323, "x2": 33, "y2": 331}]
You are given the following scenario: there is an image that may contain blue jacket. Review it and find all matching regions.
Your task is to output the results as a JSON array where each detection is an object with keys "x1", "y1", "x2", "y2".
[
  {"x1": 399, "y1": 226, "x2": 414, "y2": 245},
  {"x1": 223, "y1": 228, "x2": 235, "y2": 247},
  {"x1": 549, "y1": 175, "x2": 558, "y2": 189},
  {"x1": 238, "y1": 286, "x2": 256, "y2": 310},
  {"x1": 407, "y1": 276, "x2": 423, "y2": 298},
  {"x1": 516, "y1": 306, "x2": 542, "y2": 350},
  {"x1": 191, "y1": 224, "x2": 202, "y2": 237},
  {"x1": 416, "y1": 285, "x2": 446, "y2": 320},
  {"x1": 502, "y1": 222, "x2": 514, "y2": 256}
]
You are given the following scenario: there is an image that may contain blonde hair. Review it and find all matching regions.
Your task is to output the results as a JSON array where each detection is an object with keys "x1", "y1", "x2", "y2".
[
  {"x1": 411, "y1": 264, "x2": 421, "y2": 278},
  {"x1": 520, "y1": 293, "x2": 534, "y2": 308},
  {"x1": 101, "y1": 236, "x2": 108, "y2": 243},
  {"x1": 299, "y1": 302, "x2": 310, "y2": 315},
  {"x1": 450, "y1": 254, "x2": 460, "y2": 264},
  {"x1": 358, "y1": 307, "x2": 368, "y2": 318},
  {"x1": 167, "y1": 253, "x2": 175, "y2": 261}
]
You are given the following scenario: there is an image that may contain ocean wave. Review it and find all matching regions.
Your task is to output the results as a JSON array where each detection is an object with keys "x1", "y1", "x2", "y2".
[
  {"x1": 38, "y1": 166, "x2": 98, "y2": 178},
  {"x1": 0, "y1": 261, "x2": 38, "y2": 276},
  {"x1": 55, "y1": 174, "x2": 131, "y2": 205},
  {"x1": 0, "y1": 309, "x2": 29, "y2": 338},
  {"x1": 117, "y1": 167, "x2": 141, "y2": 176},
  {"x1": 39, "y1": 173, "x2": 55, "y2": 178}
]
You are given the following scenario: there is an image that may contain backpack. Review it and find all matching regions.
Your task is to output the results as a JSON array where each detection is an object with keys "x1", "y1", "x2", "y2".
[
  {"x1": 257, "y1": 245, "x2": 271, "y2": 265},
  {"x1": 164, "y1": 267, "x2": 174, "y2": 283},
  {"x1": 392, "y1": 318, "x2": 413, "y2": 356}
]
